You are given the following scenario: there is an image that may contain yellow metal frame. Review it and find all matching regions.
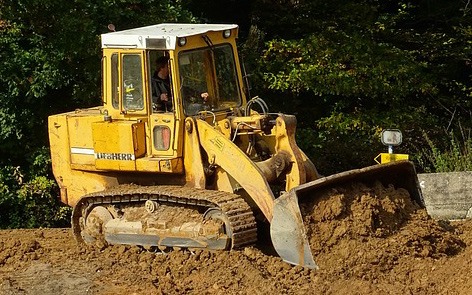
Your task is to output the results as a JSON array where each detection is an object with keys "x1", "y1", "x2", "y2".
[
  {"x1": 103, "y1": 49, "x2": 149, "y2": 118},
  {"x1": 172, "y1": 30, "x2": 247, "y2": 119},
  {"x1": 195, "y1": 118, "x2": 275, "y2": 220}
]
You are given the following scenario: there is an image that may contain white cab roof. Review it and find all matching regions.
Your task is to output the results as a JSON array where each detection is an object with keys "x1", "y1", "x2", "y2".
[{"x1": 101, "y1": 23, "x2": 238, "y2": 50}]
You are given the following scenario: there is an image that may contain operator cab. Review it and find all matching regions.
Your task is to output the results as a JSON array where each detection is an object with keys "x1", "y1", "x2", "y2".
[
  {"x1": 98, "y1": 24, "x2": 246, "y2": 171},
  {"x1": 101, "y1": 23, "x2": 244, "y2": 117}
]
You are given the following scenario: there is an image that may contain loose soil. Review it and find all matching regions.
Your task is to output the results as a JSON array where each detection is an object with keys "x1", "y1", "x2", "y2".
[{"x1": 2, "y1": 182, "x2": 472, "y2": 294}]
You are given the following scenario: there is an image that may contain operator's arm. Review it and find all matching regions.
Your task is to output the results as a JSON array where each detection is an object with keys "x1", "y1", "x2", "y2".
[{"x1": 184, "y1": 91, "x2": 211, "y2": 115}]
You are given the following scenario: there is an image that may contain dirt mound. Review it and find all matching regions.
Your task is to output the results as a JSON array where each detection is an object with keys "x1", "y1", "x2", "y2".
[
  {"x1": 1, "y1": 183, "x2": 472, "y2": 294},
  {"x1": 78, "y1": 245, "x2": 289, "y2": 294},
  {"x1": 301, "y1": 182, "x2": 418, "y2": 240},
  {"x1": 300, "y1": 181, "x2": 465, "y2": 275},
  {"x1": 1, "y1": 223, "x2": 472, "y2": 294},
  {"x1": 0, "y1": 234, "x2": 42, "y2": 266}
]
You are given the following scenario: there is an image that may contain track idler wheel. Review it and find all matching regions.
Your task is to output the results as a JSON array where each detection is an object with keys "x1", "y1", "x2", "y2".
[{"x1": 81, "y1": 206, "x2": 113, "y2": 247}]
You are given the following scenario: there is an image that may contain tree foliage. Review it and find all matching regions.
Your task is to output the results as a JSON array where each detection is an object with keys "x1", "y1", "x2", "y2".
[
  {"x1": 244, "y1": 0, "x2": 472, "y2": 173},
  {"x1": 0, "y1": 0, "x2": 194, "y2": 161},
  {"x1": 1, "y1": 0, "x2": 471, "y2": 228},
  {"x1": 0, "y1": 0, "x2": 194, "y2": 228}
]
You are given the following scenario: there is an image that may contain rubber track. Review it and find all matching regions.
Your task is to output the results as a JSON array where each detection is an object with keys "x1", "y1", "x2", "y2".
[{"x1": 72, "y1": 185, "x2": 258, "y2": 249}]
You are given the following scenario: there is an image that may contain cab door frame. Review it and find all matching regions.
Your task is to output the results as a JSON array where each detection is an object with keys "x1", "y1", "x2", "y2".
[{"x1": 146, "y1": 50, "x2": 183, "y2": 158}]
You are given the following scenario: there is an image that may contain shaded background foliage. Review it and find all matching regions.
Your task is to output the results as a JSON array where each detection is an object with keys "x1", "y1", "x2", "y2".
[
  {"x1": 0, "y1": 0, "x2": 194, "y2": 228},
  {"x1": 0, "y1": 0, "x2": 471, "y2": 228}
]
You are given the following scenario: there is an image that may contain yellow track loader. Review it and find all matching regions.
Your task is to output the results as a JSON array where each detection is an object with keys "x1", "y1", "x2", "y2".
[{"x1": 48, "y1": 23, "x2": 423, "y2": 268}]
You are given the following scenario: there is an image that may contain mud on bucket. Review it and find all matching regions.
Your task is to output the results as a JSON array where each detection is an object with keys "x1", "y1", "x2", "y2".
[{"x1": 270, "y1": 161, "x2": 423, "y2": 269}]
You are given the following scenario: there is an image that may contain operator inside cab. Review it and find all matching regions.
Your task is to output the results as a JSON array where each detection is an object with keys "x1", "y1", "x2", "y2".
[{"x1": 151, "y1": 55, "x2": 172, "y2": 112}]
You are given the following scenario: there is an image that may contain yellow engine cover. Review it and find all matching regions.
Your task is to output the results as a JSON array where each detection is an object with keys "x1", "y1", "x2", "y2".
[{"x1": 92, "y1": 121, "x2": 146, "y2": 171}]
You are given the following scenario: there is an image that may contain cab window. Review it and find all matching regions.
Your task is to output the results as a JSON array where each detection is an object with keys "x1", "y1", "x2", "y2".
[
  {"x1": 122, "y1": 54, "x2": 144, "y2": 110},
  {"x1": 178, "y1": 44, "x2": 241, "y2": 116},
  {"x1": 148, "y1": 51, "x2": 173, "y2": 113},
  {"x1": 111, "y1": 53, "x2": 119, "y2": 109}
]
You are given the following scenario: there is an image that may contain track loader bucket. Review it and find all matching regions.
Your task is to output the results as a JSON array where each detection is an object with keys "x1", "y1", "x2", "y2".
[{"x1": 270, "y1": 161, "x2": 423, "y2": 269}]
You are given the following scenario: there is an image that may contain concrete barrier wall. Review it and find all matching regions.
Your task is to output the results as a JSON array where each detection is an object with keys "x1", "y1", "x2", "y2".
[{"x1": 418, "y1": 171, "x2": 472, "y2": 220}]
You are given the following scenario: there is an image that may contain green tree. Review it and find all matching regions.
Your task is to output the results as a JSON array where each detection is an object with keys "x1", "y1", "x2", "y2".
[
  {"x1": 247, "y1": 0, "x2": 472, "y2": 173},
  {"x1": 0, "y1": 0, "x2": 194, "y2": 228}
]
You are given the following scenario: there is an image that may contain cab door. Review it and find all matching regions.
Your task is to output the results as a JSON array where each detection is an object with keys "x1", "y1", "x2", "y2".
[{"x1": 147, "y1": 52, "x2": 181, "y2": 158}]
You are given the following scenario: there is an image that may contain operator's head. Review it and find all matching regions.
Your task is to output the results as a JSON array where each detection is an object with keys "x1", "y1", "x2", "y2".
[{"x1": 156, "y1": 55, "x2": 170, "y2": 78}]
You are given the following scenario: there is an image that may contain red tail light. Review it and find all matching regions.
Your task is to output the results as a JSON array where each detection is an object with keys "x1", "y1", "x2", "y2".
[{"x1": 153, "y1": 126, "x2": 170, "y2": 151}]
